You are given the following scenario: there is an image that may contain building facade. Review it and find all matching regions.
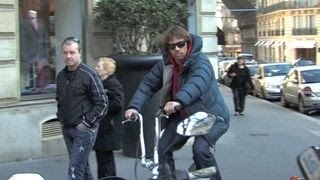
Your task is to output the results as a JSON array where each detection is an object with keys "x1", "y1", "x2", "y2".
[
  {"x1": 255, "y1": 0, "x2": 320, "y2": 64},
  {"x1": 217, "y1": 0, "x2": 242, "y2": 57},
  {"x1": 221, "y1": 0, "x2": 257, "y2": 58},
  {"x1": 0, "y1": 0, "x2": 219, "y2": 163}
]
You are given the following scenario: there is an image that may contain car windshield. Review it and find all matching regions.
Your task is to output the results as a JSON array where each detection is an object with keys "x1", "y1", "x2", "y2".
[
  {"x1": 301, "y1": 69, "x2": 320, "y2": 84},
  {"x1": 263, "y1": 64, "x2": 292, "y2": 77},
  {"x1": 295, "y1": 59, "x2": 315, "y2": 66}
]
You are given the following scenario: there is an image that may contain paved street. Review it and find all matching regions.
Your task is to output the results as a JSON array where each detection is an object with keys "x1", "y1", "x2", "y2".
[{"x1": 1, "y1": 85, "x2": 320, "y2": 180}]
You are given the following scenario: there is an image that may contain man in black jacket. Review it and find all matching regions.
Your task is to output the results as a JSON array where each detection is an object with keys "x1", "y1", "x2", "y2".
[{"x1": 56, "y1": 37, "x2": 108, "y2": 180}]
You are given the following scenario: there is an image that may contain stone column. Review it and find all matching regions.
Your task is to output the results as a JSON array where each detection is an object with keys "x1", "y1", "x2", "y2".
[
  {"x1": 0, "y1": 1, "x2": 19, "y2": 99},
  {"x1": 188, "y1": 0, "x2": 219, "y2": 80},
  {"x1": 55, "y1": 0, "x2": 84, "y2": 72}
]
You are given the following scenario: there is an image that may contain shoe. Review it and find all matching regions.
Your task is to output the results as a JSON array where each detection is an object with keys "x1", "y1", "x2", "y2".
[
  {"x1": 234, "y1": 112, "x2": 239, "y2": 116},
  {"x1": 239, "y1": 112, "x2": 245, "y2": 116}
]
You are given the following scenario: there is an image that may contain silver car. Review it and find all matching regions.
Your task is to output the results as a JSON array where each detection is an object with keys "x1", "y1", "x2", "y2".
[
  {"x1": 253, "y1": 63, "x2": 292, "y2": 99},
  {"x1": 280, "y1": 66, "x2": 320, "y2": 114}
]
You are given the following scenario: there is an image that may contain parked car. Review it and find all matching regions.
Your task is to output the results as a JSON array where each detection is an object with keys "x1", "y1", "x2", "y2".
[
  {"x1": 246, "y1": 64, "x2": 259, "y2": 94},
  {"x1": 280, "y1": 65, "x2": 320, "y2": 114},
  {"x1": 218, "y1": 58, "x2": 236, "y2": 81},
  {"x1": 292, "y1": 58, "x2": 315, "y2": 67},
  {"x1": 253, "y1": 63, "x2": 292, "y2": 100},
  {"x1": 247, "y1": 64, "x2": 259, "y2": 79},
  {"x1": 238, "y1": 53, "x2": 257, "y2": 65}
]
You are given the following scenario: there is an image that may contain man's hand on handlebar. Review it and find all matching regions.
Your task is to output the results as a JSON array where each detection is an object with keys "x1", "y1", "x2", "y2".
[
  {"x1": 123, "y1": 109, "x2": 139, "y2": 123},
  {"x1": 164, "y1": 101, "x2": 181, "y2": 115}
]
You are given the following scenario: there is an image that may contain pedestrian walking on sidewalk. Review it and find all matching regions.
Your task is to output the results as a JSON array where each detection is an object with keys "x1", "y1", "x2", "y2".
[
  {"x1": 93, "y1": 57, "x2": 124, "y2": 179},
  {"x1": 56, "y1": 36, "x2": 108, "y2": 180},
  {"x1": 227, "y1": 56, "x2": 253, "y2": 116},
  {"x1": 124, "y1": 25, "x2": 230, "y2": 180}
]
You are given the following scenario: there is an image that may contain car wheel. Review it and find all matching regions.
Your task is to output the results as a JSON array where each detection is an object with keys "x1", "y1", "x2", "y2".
[
  {"x1": 261, "y1": 88, "x2": 266, "y2": 99},
  {"x1": 298, "y1": 97, "x2": 307, "y2": 114},
  {"x1": 280, "y1": 93, "x2": 289, "y2": 107},
  {"x1": 252, "y1": 89, "x2": 258, "y2": 97}
]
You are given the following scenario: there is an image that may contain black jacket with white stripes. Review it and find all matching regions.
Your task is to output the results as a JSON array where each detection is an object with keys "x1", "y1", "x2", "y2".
[{"x1": 56, "y1": 63, "x2": 108, "y2": 128}]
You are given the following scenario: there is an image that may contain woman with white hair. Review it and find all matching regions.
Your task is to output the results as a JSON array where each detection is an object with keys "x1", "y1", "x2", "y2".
[{"x1": 93, "y1": 57, "x2": 124, "y2": 179}]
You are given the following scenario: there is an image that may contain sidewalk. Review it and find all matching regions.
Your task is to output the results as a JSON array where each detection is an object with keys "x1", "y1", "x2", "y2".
[
  {"x1": 0, "y1": 136, "x2": 195, "y2": 180},
  {"x1": 5, "y1": 85, "x2": 305, "y2": 180},
  {"x1": 0, "y1": 85, "x2": 233, "y2": 180},
  {"x1": 0, "y1": 147, "x2": 194, "y2": 180}
]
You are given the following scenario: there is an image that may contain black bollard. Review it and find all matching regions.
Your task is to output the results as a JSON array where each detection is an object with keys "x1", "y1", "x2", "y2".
[{"x1": 112, "y1": 54, "x2": 162, "y2": 158}]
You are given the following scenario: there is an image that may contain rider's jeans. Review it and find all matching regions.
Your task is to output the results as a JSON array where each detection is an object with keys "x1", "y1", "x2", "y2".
[
  {"x1": 62, "y1": 125, "x2": 98, "y2": 180},
  {"x1": 158, "y1": 116, "x2": 223, "y2": 180}
]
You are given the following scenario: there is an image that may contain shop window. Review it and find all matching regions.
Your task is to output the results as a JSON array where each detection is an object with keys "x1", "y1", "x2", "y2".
[{"x1": 19, "y1": 0, "x2": 56, "y2": 96}]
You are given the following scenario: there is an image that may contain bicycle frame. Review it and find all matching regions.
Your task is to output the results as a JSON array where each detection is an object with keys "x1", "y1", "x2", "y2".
[
  {"x1": 125, "y1": 110, "x2": 217, "y2": 180},
  {"x1": 137, "y1": 112, "x2": 163, "y2": 179}
]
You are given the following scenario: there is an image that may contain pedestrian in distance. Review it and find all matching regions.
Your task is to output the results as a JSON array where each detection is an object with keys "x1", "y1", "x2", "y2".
[
  {"x1": 227, "y1": 56, "x2": 253, "y2": 116},
  {"x1": 93, "y1": 57, "x2": 124, "y2": 179},
  {"x1": 56, "y1": 36, "x2": 108, "y2": 180},
  {"x1": 124, "y1": 25, "x2": 230, "y2": 180}
]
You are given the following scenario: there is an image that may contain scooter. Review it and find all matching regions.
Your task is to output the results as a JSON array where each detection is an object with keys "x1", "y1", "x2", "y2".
[
  {"x1": 123, "y1": 107, "x2": 218, "y2": 180},
  {"x1": 290, "y1": 145, "x2": 320, "y2": 180}
]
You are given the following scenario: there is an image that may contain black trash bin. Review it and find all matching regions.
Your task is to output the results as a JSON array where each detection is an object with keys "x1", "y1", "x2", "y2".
[{"x1": 112, "y1": 54, "x2": 162, "y2": 158}]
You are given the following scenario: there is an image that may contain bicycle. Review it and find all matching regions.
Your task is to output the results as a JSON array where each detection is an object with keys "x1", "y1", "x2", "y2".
[{"x1": 123, "y1": 106, "x2": 218, "y2": 180}]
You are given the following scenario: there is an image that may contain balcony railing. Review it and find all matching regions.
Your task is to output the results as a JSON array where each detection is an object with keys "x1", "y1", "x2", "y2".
[
  {"x1": 257, "y1": 0, "x2": 320, "y2": 14},
  {"x1": 258, "y1": 29, "x2": 285, "y2": 37},
  {"x1": 292, "y1": 28, "x2": 318, "y2": 35}
]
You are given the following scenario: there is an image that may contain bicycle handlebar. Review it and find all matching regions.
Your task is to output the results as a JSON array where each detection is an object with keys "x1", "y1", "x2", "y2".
[
  {"x1": 122, "y1": 112, "x2": 139, "y2": 124},
  {"x1": 174, "y1": 104, "x2": 182, "y2": 111}
]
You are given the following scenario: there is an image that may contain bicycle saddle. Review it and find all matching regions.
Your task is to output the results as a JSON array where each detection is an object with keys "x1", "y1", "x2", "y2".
[{"x1": 176, "y1": 112, "x2": 216, "y2": 136}]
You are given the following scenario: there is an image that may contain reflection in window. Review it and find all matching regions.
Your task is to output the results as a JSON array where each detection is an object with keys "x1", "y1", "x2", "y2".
[{"x1": 19, "y1": 0, "x2": 56, "y2": 96}]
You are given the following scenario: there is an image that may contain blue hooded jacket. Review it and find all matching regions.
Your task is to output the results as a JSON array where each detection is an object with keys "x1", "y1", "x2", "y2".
[{"x1": 128, "y1": 34, "x2": 230, "y2": 144}]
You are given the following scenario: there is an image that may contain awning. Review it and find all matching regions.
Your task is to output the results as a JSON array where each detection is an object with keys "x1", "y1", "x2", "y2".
[
  {"x1": 288, "y1": 40, "x2": 315, "y2": 48},
  {"x1": 255, "y1": 40, "x2": 265, "y2": 47},
  {"x1": 272, "y1": 41, "x2": 284, "y2": 47},
  {"x1": 263, "y1": 41, "x2": 274, "y2": 47},
  {"x1": 255, "y1": 41, "x2": 262, "y2": 46}
]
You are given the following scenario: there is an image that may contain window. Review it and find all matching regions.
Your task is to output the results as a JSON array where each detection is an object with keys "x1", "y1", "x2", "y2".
[
  {"x1": 301, "y1": 70, "x2": 320, "y2": 83},
  {"x1": 293, "y1": 15, "x2": 316, "y2": 29},
  {"x1": 19, "y1": 0, "x2": 56, "y2": 96},
  {"x1": 307, "y1": 15, "x2": 315, "y2": 28},
  {"x1": 293, "y1": 16, "x2": 304, "y2": 29}
]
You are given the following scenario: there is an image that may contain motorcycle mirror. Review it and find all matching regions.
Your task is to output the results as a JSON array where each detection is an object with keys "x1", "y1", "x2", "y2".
[
  {"x1": 297, "y1": 145, "x2": 320, "y2": 180},
  {"x1": 176, "y1": 112, "x2": 216, "y2": 136}
]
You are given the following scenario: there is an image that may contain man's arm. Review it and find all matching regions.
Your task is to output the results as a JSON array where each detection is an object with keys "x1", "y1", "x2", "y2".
[{"x1": 82, "y1": 72, "x2": 108, "y2": 128}]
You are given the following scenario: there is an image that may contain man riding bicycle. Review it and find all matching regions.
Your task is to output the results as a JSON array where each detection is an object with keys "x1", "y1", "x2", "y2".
[{"x1": 125, "y1": 25, "x2": 230, "y2": 180}]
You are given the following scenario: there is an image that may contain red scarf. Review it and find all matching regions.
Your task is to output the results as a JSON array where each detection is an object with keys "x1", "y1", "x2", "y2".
[
  {"x1": 167, "y1": 43, "x2": 192, "y2": 118},
  {"x1": 167, "y1": 43, "x2": 192, "y2": 96}
]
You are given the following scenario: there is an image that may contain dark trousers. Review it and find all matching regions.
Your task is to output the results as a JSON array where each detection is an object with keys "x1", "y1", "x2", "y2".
[
  {"x1": 62, "y1": 126, "x2": 97, "y2": 180},
  {"x1": 232, "y1": 88, "x2": 246, "y2": 113},
  {"x1": 95, "y1": 150, "x2": 116, "y2": 179},
  {"x1": 157, "y1": 119, "x2": 222, "y2": 180}
]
